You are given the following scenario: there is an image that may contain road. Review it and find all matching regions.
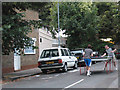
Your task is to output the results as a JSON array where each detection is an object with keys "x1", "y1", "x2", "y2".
[{"x1": 2, "y1": 61, "x2": 118, "y2": 89}]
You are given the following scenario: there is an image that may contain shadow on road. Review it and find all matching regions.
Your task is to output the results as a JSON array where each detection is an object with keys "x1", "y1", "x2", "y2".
[
  {"x1": 41, "y1": 68, "x2": 75, "y2": 75},
  {"x1": 80, "y1": 70, "x2": 117, "y2": 76},
  {"x1": 91, "y1": 70, "x2": 116, "y2": 75}
]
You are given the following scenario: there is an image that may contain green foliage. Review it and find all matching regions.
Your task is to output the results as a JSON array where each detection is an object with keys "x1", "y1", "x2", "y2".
[
  {"x1": 2, "y1": 2, "x2": 45, "y2": 55},
  {"x1": 38, "y1": 2, "x2": 56, "y2": 37},
  {"x1": 49, "y1": 2, "x2": 119, "y2": 53},
  {"x1": 50, "y1": 2, "x2": 100, "y2": 49},
  {"x1": 2, "y1": 2, "x2": 119, "y2": 55},
  {"x1": 96, "y1": 2, "x2": 120, "y2": 44}
]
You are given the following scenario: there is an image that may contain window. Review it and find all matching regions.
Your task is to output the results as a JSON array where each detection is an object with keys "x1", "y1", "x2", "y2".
[
  {"x1": 61, "y1": 49, "x2": 65, "y2": 56},
  {"x1": 24, "y1": 38, "x2": 36, "y2": 54},
  {"x1": 40, "y1": 38, "x2": 42, "y2": 42},
  {"x1": 64, "y1": 49, "x2": 69, "y2": 56},
  {"x1": 41, "y1": 50, "x2": 50, "y2": 58},
  {"x1": 75, "y1": 53, "x2": 82, "y2": 56},
  {"x1": 51, "y1": 49, "x2": 59, "y2": 57},
  {"x1": 40, "y1": 49, "x2": 59, "y2": 58},
  {"x1": 68, "y1": 50, "x2": 72, "y2": 56}
]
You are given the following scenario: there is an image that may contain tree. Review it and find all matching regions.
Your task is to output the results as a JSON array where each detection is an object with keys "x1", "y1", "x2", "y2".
[
  {"x1": 2, "y1": 2, "x2": 48, "y2": 55},
  {"x1": 50, "y1": 2, "x2": 99, "y2": 50},
  {"x1": 38, "y1": 2, "x2": 56, "y2": 37},
  {"x1": 96, "y1": 2, "x2": 120, "y2": 44}
]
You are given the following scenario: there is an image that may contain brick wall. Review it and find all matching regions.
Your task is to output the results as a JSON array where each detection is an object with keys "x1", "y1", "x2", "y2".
[
  {"x1": 2, "y1": 53, "x2": 14, "y2": 73},
  {"x1": 20, "y1": 10, "x2": 39, "y2": 70},
  {"x1": 21, "y1": 29, "x2": 39, "y2": 69},
  {"x1": 22, "y1": 9, "x2": 39, "y2": 20}
]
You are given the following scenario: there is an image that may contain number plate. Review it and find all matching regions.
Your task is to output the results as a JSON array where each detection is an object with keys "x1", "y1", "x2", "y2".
[{"x1": 46, "y1": 61, "x2": 54, "y2": 64}]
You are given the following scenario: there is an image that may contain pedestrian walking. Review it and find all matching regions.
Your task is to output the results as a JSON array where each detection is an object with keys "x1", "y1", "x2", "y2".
[
  {"x1": 101, "y1": 45, "x2": 117, "y2": 70},
  {"x1": 83, "y1": 44, "x2": 93, "y2": 76}
]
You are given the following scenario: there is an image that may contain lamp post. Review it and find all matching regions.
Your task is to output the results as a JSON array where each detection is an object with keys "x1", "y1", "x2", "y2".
[{"x1": 58, "y1": 1, "x2": 60, "y2": 47}]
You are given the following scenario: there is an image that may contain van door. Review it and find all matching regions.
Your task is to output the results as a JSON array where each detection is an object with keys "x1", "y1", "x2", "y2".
[
  {"x1": 63, "y1": 49, "x2": 71, "y2": 67},
  {"x1": 67, "y1": 49, "x2": 75, "y2": 67}
]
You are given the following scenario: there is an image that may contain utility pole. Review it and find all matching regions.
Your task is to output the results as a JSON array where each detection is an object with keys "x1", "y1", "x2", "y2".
[{"x1": 58, "y1": 0, "x2": 60, "y2": 47}]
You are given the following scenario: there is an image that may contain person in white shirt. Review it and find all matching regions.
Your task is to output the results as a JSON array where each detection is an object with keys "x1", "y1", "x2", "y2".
[{"x1": 101, "y1": 45, "x2": 117, "y2": 70}]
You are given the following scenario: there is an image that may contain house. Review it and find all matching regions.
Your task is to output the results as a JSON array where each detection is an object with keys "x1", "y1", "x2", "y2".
[
  {"x1": 39, "y1": 27, "x2": 53, "y2": 56},
  {"x1": 2, "y1": 10, "x2": 53, "y2": 74}
]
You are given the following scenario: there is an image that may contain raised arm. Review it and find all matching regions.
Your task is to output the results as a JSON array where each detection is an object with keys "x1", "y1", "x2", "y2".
[
  {"x1": 111, "y1": 48, "x2": 116, "y2": 53},
  {"x1": 91, "y1": 50, "x2": 93, "y2": 57},
  {"x1": 83, "y1": 52, "x2": 85, "y2": 56},
  {"x1": 101, "y1": 53, "x2": 106, "y2": 57}
]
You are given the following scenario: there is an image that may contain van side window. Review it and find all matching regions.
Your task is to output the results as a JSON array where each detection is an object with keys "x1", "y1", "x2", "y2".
[
  {"x1": 61, "y1": 49, "x2": 65, "y2": 56},
  {"x1": 68, "y1": 50, "x2": 71, "y2": 56},
  {"x1": 51, "y1": 49, "x2": 59, "y2": 57},
  {"x1": 64, "y1": 49, "x2": 69, "y2": 56}
]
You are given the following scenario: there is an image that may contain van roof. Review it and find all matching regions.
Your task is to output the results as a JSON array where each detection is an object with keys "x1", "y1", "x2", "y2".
[{"x1": 42, "y1": 47, "x2": 68, "y2": 50}]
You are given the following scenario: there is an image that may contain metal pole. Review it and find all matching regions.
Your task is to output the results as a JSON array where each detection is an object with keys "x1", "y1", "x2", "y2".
[{"x1": 58, "y1": 1, "x2": 60, "y2": 47}]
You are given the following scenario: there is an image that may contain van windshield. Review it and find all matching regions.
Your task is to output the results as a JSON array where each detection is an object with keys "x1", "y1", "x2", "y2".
[
  {"x1": 74, "y1": 53, "x2": 82, "y2": 56},
  {"x1": 40, "y1": 49, "x2": 59, "y2": 58}
]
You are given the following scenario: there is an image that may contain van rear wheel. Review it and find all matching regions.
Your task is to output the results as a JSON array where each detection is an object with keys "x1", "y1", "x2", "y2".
[{"x1": 63, "y1": 64, "x2": 68, "y2": 72}]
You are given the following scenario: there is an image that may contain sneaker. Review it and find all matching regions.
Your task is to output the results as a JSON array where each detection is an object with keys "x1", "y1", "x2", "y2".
[
  {"x1": 87, "y1": 73, "x2": 89, "y2": 76},
  {"x1": 90, "y1": 71, "x2": 91, "y2": 75},
  {"x1": 88, "y1": 75, "x2": 91, "y2": 77},
  {"x1": 87, "y1": 71, "x2": 91, "y2": 76},
  {"x1": 87, "y1": 73, "x2": 91, "y2": 77}
]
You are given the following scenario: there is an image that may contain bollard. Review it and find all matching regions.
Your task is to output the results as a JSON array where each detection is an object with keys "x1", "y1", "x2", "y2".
[
  {"x1": 106, "y1": 61, "x2": 108, "y2": 74},
  {"x1": 80, "y1": 64, "x2": 81, "y2": 75},
  {"x1": 109, "y1": 60, "x2": 111, "y2": 72},
  {"x1": 84, "y1": 66, "x2": 85, "y2": 74}
]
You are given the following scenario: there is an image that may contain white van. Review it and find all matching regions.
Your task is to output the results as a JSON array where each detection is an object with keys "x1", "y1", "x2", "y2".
[{"x1": 38, "y1": 47, "x2": 78, "y2": 73}]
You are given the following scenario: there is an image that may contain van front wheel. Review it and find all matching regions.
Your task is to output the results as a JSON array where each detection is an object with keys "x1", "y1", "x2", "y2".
[
  {"x1": 73, "y1": 62, "x2": 78, "y2": 69},
  {"x1": 41, "y1": 69, "x2": 47, "y2": 74}
]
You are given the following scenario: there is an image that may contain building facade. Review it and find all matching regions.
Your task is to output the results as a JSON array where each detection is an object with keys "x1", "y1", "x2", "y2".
[{"x1": 39, "y1": 27, "x2": 53, "y2": 57}]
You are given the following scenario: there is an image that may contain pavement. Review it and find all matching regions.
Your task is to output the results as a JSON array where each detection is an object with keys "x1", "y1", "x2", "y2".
[{"x1": 2, "y1": 68, "x2": 42, "y2": 82}]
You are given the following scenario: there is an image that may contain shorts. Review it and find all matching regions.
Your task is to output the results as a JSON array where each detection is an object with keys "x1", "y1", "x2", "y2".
[
  {"x1": 107, "y1": 55, "x2": 116, "y2": 62},
  {"x1": 84, "y1": 59, "x2": 91, "y2": 66}
]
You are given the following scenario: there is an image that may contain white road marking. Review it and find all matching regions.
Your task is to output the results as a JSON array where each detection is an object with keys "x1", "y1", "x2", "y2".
[
  {"x1": 41, "y1": 78, "x2": 48, "y2": 80},
  {"x1": 41, "y1": 77, "x2": 53, "y2": 80},
  {"x1": 35, "y1": 75, "x2": 40, "y2": 77},
  {"x1": 68, "y1": 69, "x2": 79, "y2": 73},
  {"x1": 62, "y1": 73, "x2": 67, "y2": 75},
  {"x1": 48, "y1": 77, "x2": 53, "y2": 79},
  {"x1": 55, "y1": 74, "x2": 60, "y2": 77},
  {"x1": 64, "y1": 79, "x2": 84, "y2": 89}
]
